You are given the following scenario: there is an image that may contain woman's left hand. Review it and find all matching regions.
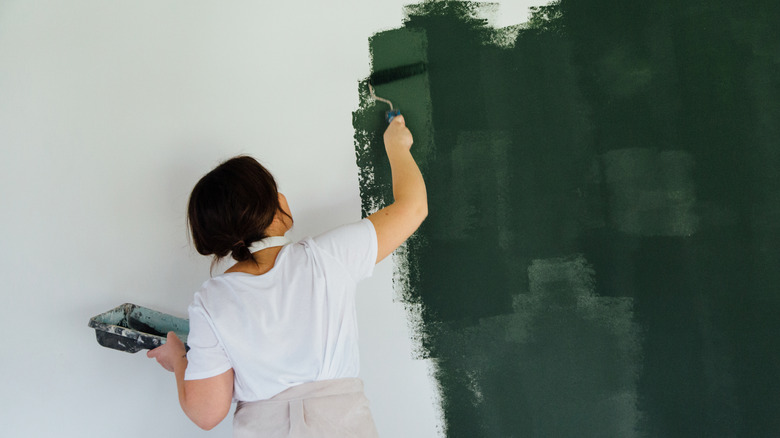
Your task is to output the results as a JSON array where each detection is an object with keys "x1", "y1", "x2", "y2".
[{"x1": 147, "y1": 331, "x2": 187, "y2": 372}]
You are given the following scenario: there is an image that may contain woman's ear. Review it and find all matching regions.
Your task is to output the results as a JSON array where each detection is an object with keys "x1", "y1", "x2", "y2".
[
  {"x1": 269, "y1": 193, "x2": 293, "y2": 233},
  {"x1": 278, "y1": 193, "x2": 293, "y2": 223}
]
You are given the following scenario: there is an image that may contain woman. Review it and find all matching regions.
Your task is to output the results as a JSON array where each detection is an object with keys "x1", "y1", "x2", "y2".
[{"x1": 148, "y1": 115, "x2": 427, "y2": 437}]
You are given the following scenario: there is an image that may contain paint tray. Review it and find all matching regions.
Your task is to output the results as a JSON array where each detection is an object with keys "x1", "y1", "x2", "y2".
[{"x1": 88, "y1": 303, "x2": 189, "y2": 353}]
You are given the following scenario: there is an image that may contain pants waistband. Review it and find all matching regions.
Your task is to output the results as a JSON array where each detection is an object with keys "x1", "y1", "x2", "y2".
[{"x1": 238, "y1": 378, "x2": 365, "y2": 407}]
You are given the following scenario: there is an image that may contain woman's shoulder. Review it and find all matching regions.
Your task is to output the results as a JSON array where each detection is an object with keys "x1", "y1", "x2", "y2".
[
  {"x1": 310, "y1": 219, "x2": 375, "y2": 249},
  {"x1": 192, "y1": 276, "x2": 232, "y2": 301}
]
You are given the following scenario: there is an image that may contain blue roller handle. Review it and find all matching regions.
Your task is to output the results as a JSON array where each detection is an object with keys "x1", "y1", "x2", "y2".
[{"x1": 386, "y1": 109, "x2": 401, "y2": 123}]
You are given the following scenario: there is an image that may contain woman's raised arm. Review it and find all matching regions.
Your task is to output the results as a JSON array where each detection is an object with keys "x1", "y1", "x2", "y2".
[{"x1": 367, "y1": 115, "x2": 428, "y2": 263}]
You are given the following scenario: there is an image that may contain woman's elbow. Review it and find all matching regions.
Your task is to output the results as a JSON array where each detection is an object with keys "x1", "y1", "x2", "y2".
[
  {"x1": 416, "y1": 201, "x2": 428, "y2": 226},
  {"x1": 197, "y1": 421, "x2": 219, "y2": 431},
  {"x1": 195, "y1": 420, "x2": 216, "y2": 431},
  {"x1": 184, "y1": 402, "x2": 230, "y2": 431},
  {"x1": 410, "y1": 196, "x2": 427, "y2": 223},
  {"x1": 192, "y1": 412, "x2": 227, "y2": 431}
]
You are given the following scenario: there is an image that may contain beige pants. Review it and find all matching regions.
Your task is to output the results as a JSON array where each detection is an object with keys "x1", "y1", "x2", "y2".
[{"x1": 233, "y1": 378, "x2": 380, "y2": 438}]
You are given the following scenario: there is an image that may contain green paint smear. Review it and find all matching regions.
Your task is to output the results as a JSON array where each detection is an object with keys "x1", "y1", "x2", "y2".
[{"x1": 353, "y1": 1, "x2": 780, "y2": 436}]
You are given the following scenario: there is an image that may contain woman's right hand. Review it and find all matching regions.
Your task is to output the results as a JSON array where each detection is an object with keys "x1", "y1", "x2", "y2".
[{"x1": 383, "y1": 115, "x2": 413, "y2": 153}]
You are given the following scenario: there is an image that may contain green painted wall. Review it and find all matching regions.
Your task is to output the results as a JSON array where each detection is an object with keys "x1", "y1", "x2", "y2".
[{"x1": 353, "y1": 1, "x2": 780, "y2": 436}]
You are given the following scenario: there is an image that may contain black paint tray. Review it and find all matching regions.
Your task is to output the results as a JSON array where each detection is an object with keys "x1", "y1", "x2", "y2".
[{"x1": 88, "y1": 303, "x2": 189, "y2": 353}]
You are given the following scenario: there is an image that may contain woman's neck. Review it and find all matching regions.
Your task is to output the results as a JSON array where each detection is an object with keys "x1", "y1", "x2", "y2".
[{"x1": 225, "y1": 245, "x2": 284, "y2": 276}]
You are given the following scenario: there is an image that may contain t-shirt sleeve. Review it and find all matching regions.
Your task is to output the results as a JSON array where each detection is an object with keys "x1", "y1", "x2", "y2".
[
  {"x1": 311, "y1": 218, "x2": 378, "y2": 282},
  {"x1": 184, "y1": 299, "x2": 233, "y2": 381}
]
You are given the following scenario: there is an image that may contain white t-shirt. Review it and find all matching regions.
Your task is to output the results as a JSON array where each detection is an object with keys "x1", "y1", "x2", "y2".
[{"x1": 184, "y1": 219, "x2": 378, "y2": 402}]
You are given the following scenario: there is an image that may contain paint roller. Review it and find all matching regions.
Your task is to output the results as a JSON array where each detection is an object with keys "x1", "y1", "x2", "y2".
[{"x1": 368, "y1": 61, "x2": 427, "y2": 123}]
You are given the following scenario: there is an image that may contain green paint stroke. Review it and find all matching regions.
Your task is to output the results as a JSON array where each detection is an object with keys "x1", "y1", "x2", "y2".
[
  {"x1": 602, "y1": 148, "x2": 698, "y2": 236},
  {"x1": 353, "y1": 1, "x2": 780, "y2": 436}
]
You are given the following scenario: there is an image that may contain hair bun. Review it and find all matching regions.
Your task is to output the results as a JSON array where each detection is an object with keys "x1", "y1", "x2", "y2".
[{"x1": 231, "y1": 240, "x2": 253, "y2": 262}]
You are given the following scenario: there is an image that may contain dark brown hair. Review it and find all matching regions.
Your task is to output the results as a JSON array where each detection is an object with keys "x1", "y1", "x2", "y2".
[{"x1": 187, "y1": 155, "x2": 287, "y2": 265}]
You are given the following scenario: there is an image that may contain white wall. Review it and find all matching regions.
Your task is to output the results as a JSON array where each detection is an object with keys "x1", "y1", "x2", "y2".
[{"x1": 0, "y1": 1, "x2": 535, "y2": 436}]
